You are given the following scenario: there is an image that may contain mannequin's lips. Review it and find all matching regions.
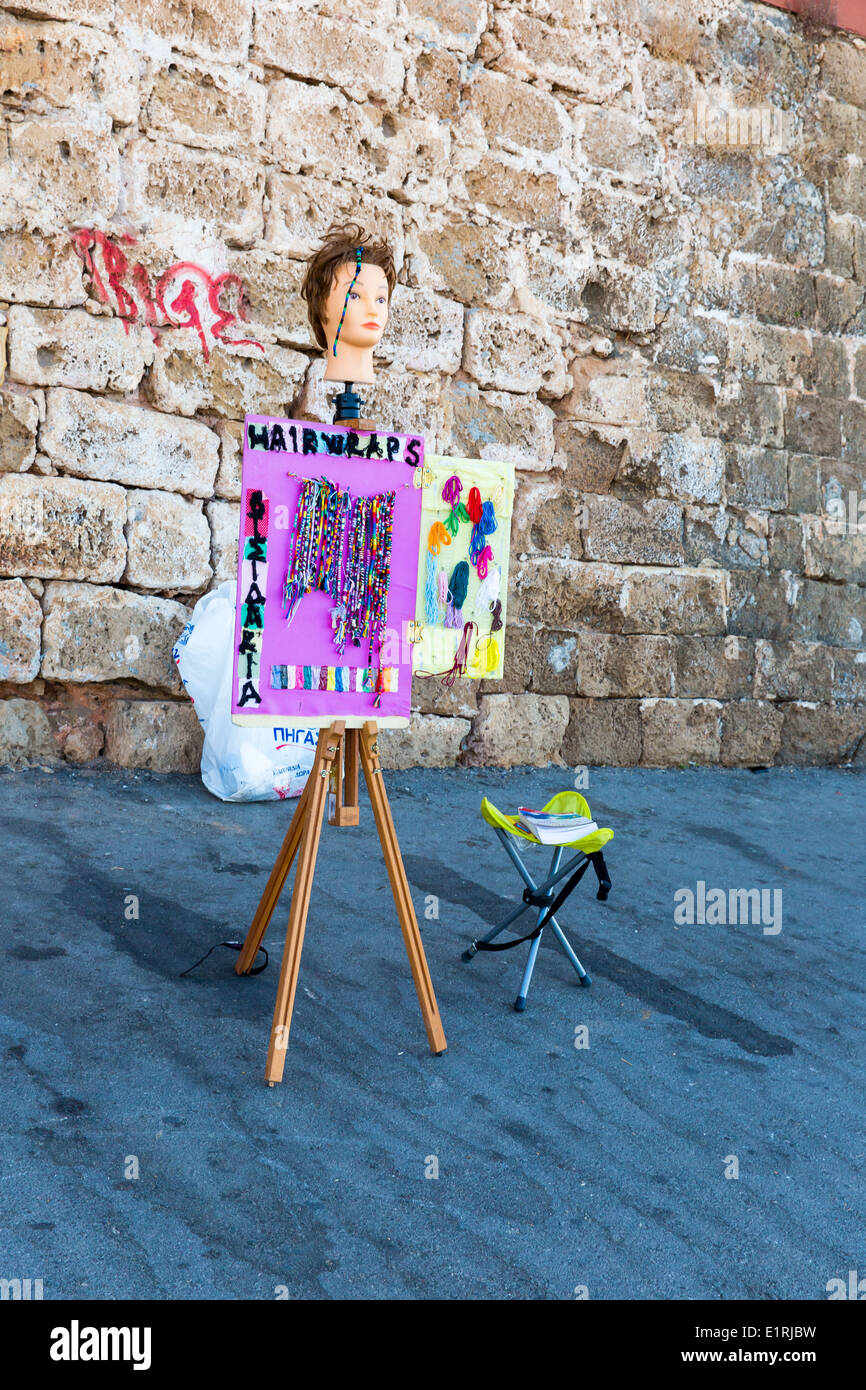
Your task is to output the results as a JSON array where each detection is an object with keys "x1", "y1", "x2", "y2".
[{"x1": 362, "y1": 321, "x2": 379, "y2": 329}]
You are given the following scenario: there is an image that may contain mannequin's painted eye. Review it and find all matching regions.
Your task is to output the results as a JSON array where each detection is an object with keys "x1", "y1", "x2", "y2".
[
  {"x1": 349, "y1": 291, "x2": 359, "y2": 299},
  {"x1": 376, "y1": 296, "x2": 387, "y2": 304}
]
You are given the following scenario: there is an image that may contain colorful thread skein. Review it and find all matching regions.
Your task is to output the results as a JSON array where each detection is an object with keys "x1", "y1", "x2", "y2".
[
  {"x1": 442, "y1": 474, "x2": 470, "y2": 537},
  {"x1": 444, "y1": 559, "x2": 469, "y2": 629},
  {"x1": 473, "y1": 565, "x2": 501, "y2": 617},
  {"x1": 469, "y1": 498, "x2": 497, "y2": 569}
]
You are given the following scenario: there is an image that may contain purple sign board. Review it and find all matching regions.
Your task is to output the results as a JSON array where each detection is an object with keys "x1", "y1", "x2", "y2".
[{"x1": 232, "y1": 415, "x2": 424, "y2": 728}]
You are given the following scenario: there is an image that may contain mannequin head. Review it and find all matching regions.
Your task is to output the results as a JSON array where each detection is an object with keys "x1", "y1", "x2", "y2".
[{"x1": 301, "y1": 222, "x2": 397, "y2": 384}]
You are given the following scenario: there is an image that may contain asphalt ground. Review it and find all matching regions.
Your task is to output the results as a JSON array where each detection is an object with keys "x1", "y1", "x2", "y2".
[{"x1": 0, "y1": 761, "x2": 863, "y2": 1299}]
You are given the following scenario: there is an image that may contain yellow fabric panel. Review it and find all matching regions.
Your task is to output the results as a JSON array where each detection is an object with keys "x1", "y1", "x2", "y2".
[
  {"x1": 414, "y1": 454, "x2": 515, "y2": 682},
  {"x1": 480, "y1": 795, "x2": 614, "y2": 853}
]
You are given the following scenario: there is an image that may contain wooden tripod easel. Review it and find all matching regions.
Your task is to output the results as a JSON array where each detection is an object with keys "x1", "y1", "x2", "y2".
[{"x1": 234, "y1": 718, "x2": 447, "y2": 1084}]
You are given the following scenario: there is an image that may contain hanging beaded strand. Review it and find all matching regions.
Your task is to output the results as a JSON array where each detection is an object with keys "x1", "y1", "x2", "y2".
[{"x1": 332, "y1": 246, "x2": 363, "y2": 357}]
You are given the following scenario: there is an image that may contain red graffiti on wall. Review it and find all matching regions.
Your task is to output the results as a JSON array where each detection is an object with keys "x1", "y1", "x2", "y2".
[{"x1": 70, "y1": 229, "x2": 264, "y2": 363}]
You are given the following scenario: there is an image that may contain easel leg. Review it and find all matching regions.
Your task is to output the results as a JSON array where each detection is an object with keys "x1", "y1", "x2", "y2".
[
  {"x1": 264, "y1": 725, "x2": 342, "y2": 1085},
  {"x1": 359, "y1": 721, "x2": 447, "y2": 1056},
  {"x1": 234, "y1": 775, "x2": 312, "y2": 976}
]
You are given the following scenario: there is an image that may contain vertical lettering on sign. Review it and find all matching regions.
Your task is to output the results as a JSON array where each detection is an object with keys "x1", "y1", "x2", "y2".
[{"x1": 237, "y1": 488, "x2": 269, "y2": 708}]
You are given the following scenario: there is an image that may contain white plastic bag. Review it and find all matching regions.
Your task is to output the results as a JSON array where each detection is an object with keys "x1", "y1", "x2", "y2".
[{"x1": 172, "y1": 580, "x2": 317, "y2": 802}]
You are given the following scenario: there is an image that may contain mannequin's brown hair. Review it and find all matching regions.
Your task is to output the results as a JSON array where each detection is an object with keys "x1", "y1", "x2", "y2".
[{"x1": 300, "y1": 222, "x2": 397, "y2": 350}]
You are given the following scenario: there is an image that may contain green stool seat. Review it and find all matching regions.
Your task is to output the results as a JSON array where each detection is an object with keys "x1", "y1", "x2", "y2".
[{"x1": 465, "y1": 791, "x2": 615, "y2": 1010}]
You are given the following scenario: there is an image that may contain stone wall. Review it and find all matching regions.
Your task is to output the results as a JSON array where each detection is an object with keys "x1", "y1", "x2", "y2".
[{"x1": 1, "y1": 0, "x2": 865, "y2": 772}]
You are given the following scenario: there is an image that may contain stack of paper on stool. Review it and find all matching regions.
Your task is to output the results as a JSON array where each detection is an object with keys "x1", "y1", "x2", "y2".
[{"x1": 515, "y1": 806, "x2": 598, "y2": 845}]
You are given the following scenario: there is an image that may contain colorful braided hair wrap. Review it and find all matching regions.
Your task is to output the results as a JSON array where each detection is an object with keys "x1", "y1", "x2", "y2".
[{"x1": 332, "y1": 247, "x2": 363, "y2": 356}]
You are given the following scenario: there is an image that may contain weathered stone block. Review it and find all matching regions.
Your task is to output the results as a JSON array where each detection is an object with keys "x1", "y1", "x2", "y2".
[
  {"x1": 0, "y1": 16, "x2": 138, "y2": 124},
  {"x1": 754, "y1": 637, "x2": 832, "y2": 702},
  {"x1": 575, "y1": 104, "x2": 660, "y2": 182},
  {"x1": 577, "y1": 632, "x2": 675, "y2": 698},
  {"x1": 729, "y1": 570, "x2": 866, "y2": 648},
  {"x1": 559, "y1": 358, "x2": 648, "y2": 428},
  {"x1": 104, "y1": 697, "x2": 204, "y2": 772},
  {"x1": 640, "y1": 697, "x2": 722, "y2": 766},
  {"x1": 378, "y1": 713, "x2": 470, "y2": 770},
  {"x1": 511, "y1": 477, "x2": 583, "y2": 558},
  {"x1": 803, "y1": 513, "x2": 866, "y2": 584},
  {"x1": 492, "y1": 10, "x2": 626, "y2": 101},
  {"x1": 411, "y1": 674, "x2": 478, "y2": 720},
  {"x1": 7, "y1": 307, "x2": 153, "y2": 392},
  {"x1": 125, "y1": 139, "x2": 264, "y2": 247},
  {"x1": 0, "y1": 389, "x2": 38, "y2": 472},
  {"x1": 0, "y1": 577, "x2": 41, "y2": 681},
  {"x1": 725, "y1": 444, "x2": 787, "y2": 510},
  {"x1": 412, "y1": 221, "x2": 513, "y2": 309},
  {"x1": 463, "y1": 157, "x2": 565, "y2": 235},
  {"x1": 412, "y1": 48, "x2": 461, "y2": 121},
  {"x1": 787, "y1": 453, "x2": 822, "y2": 513},
  {"x1": 676, "y1": 635, "x2": 754, "y2": 700},
  {"x1": 821, "y1": 39, "x2": 866, "y2": 111},
  {"x1": 478, "y1": 624, "x2": 533, "y2": 696},
  {"x1": 653, "y1": 310, "x2": 728, "y2": 375},
  {"x1": 467, "y1": 70, "x2": 571, "y2": 154},
  {"x1": 726, "y1": 318, "x2": 811, "y2": 388},
  {"x1": 378, "y1": 286, "x2": 463, "y2": 374},
  {"x1": 582, "y1": 495, "x2": 684, "y2": 566},
  {"x1": 718, "y1": 382, "x2": 784, "y2": 448},
  {"x1": 526, "y1": 630, "x2": 578, "y2": 696},
  {"x1": 464, "y1": 308, "x2": 570, "y2": 397},
  {"x1": 124, "y1": 489, "x2": 212, "y2": 592},
  {"x1": 0, "y1": 473, "x2": 126, "y2": 580},
  {"x1": 562, "y1": 697, "x2": 642, "y2": 766},
  {"x1": 768, "y1": 514, "x2": 804, "y2": 572},
  {"x1": 463, "y1": 694, "x2": 568, "y2": 767},
  {"x1": 0, "y1": 231, "x2": 84, "y2": 306},
  {"x1": 554, "y1": 423, "x2": 627, "y2": 492},
  {"x1": 206, "y1": 499, "x2": 239, "y2": 584},
  {"x1": 265, "y1": 175, "x2": 404, "y2": 266},
  {"x1": 404, "y1": 0, "x2": 486, "y2": 55},
  {"x1": 646, "y1": 368, "x2": 717, "y2": 436},
  {"x1": 266, "y1": 79, "x2": 380, "y2": 183},
  {"x1": 515, "y1": 558, "x2": 624, "y2": 632},
  {"x1": 221, "y1": 249, "x2": 310, "y2": 350},
  {"x1": 116, "y1": 0, "x2": 253, "y2": 65},
  {"x1": 9, "y1": 0, "x2": 112, "y2": 26},
  {"x1": 621, "y1": 566, "x2": 727, "y2": 636},
  {"x1": 778, "y1": 701, "x2": 866, "y2": 765},
  {"x1": 442, "y1": 382, "x2": 555, "y2": 470},
  {"x1": 252, "y1": 3, "x2": 403, "y2": 101},
  {"x1": 215, "y1": 420, "x2": 243, "y2": 501},
  {"x1": 784, "y1": 393, "x2": 843, "y2": 456},
  {"x1": 574, "y1": 261, "x2": 658, "y2": 334},
  {"x1": 518, "y1": 244, "x2": 590, "y2": 323},
  {"x1": 41, "y1": 389, "x2": 219, "y2": 497},
  {"x1": 0, "y1": 696, "x2": 55, "y2": 766},
  {"x1": 145, "y1": 58, "x2": 266, "y2": 153},
  {"x1": 831, "y1": 648, "x2": 866, "y2": 702},
  {"x1": 683, "y1": 505, "x2": 768, "y2": 570},
  {"x1": 578, "y1": 186, "x2": 685, "y2": 269},
  {"x1": 41, "y1": 581, "x2": 189, "y2": 692},
  {"x1": 841, "y1": 400, "x2": 866, "y2": 465},
  {"x1": 720, "y1": 700, "x2": 783, "y2": 767},
  {"x1": 0, "y1": 109, "x2": 119, "y2": 234},
  {"x1": 146, "y1": 333, "x2": 307, "y2": 420}
]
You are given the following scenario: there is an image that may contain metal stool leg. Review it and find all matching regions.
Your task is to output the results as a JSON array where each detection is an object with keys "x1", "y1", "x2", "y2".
[
  {"x1": 514, "y1": 913, "x2": 545, "y2": 1012},
  {"x1": 547, "y1": 915, "x2": 592, "y2": 987}
]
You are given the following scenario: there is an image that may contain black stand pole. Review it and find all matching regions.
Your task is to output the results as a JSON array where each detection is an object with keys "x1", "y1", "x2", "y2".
[{"x1": 333, "y1": 382, "x2": 365, "y2": 424}]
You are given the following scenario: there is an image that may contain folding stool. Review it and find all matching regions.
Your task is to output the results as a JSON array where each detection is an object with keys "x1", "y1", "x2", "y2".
[{"x1": 462, "y1": 791, "x2": 613, "y2": 1011}]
